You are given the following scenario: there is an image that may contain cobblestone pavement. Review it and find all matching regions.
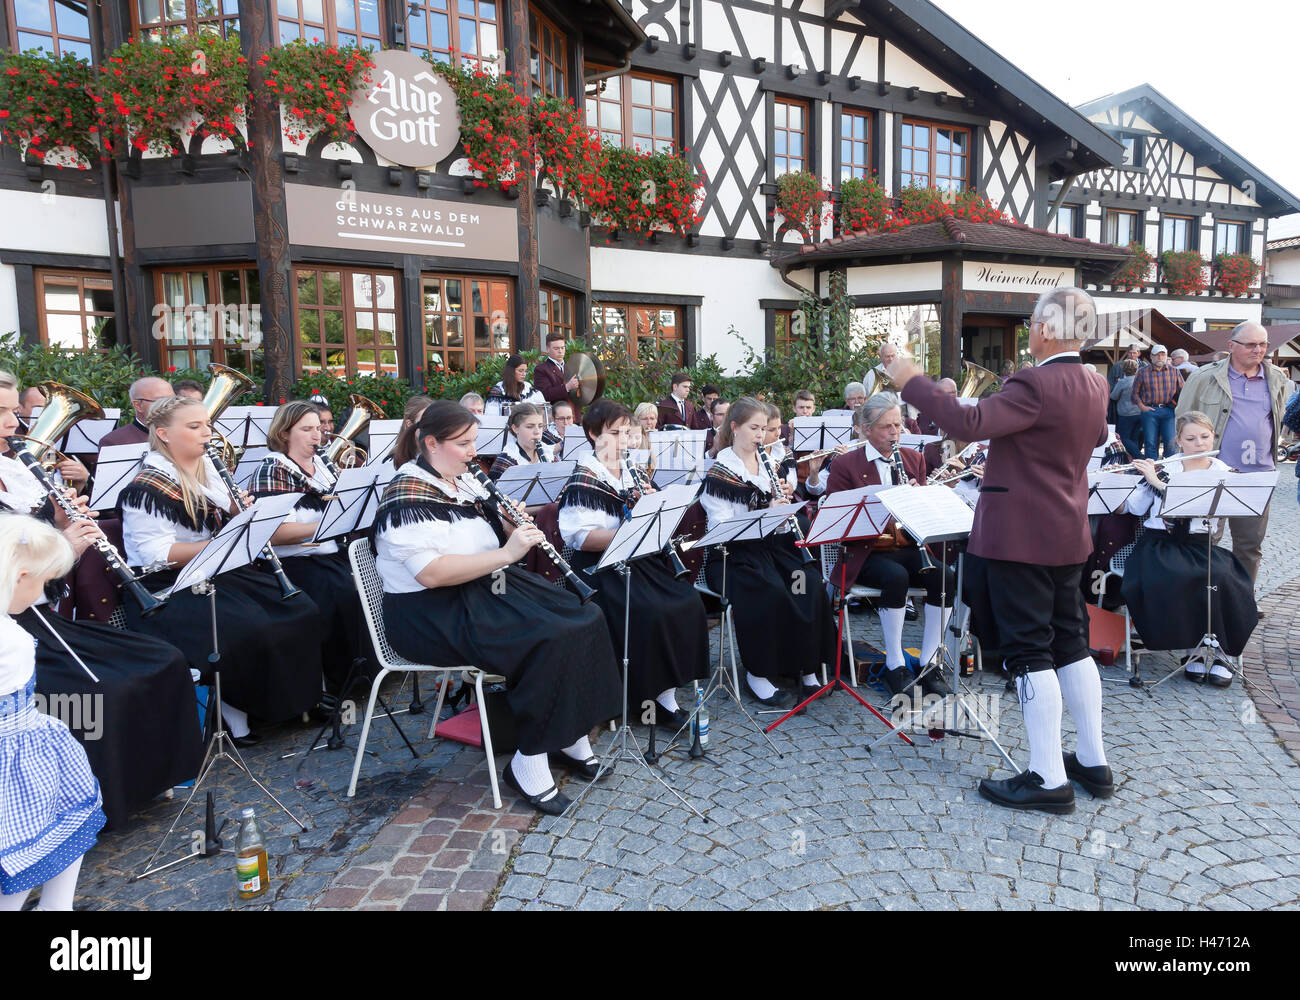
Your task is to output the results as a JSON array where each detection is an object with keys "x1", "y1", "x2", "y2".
[{"x1": 68, "y1": 472, "x2": 1300, "y2": 911}]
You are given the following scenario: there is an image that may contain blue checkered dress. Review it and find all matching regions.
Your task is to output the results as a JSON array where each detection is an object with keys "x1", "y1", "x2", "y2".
[{"x1": 0, "y1": 617, "x2": 105, "y2": 895}]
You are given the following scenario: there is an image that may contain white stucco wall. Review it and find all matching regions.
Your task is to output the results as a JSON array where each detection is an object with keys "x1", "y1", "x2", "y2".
[
  {"x1": 0, "y1": 189, "x2": 111, "y2": 257},
  {"x1": 0, "y1": 264, "x2": 19, "y2": 339}
]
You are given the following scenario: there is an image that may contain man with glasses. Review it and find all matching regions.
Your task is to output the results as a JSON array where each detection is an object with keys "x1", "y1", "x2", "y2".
[
  {"x1": 1178, "y1": 322, "x2": 1289, "y2": 586},
  {"x1": 99, "y1": 376, "x2": 175, "y2": 448}
]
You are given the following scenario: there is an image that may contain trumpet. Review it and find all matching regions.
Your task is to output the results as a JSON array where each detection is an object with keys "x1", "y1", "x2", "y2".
[{"x1": 1098, "y1": 450, "x2": 1219, "y2": 476}]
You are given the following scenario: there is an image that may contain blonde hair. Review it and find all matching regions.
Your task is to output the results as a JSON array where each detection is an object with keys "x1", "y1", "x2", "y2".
[
  {"x1": 633, "y1": 402, "x2": 658, "y2": 426},
  {"x1": 147, "y1": 396, "x2": 216, "y2": 528},
  {"x1": 1175, "y1": 410, "x2": 1215, "y2": 438},
  {"x1": 0, "y1": 515, "x2": 73, "y2": 613},
  {"x1": 0, "y1": 369, "x2": 17, "y2": 391}
]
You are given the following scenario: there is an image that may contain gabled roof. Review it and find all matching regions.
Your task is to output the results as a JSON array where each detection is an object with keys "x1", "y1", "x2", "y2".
[
  {"x1": 1090, "y1": 309, "x2": 1214, "y2": 358},
  {"x1": 1267, "y1": 235, "x2": 1300, "y2": 253},
  {"x1": 778, "y1": 215, "x2": 1130, "y2": 278},
  {"x1": 837, "y1": 1, "x2": 1123, "y2": 176},
  {"x1": 1075, "y1": 84, "x2": 1300, "y2": 217}
]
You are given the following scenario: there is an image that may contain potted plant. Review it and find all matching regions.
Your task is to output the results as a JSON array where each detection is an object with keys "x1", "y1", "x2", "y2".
[
  {"x1": 1111, "y1": 242, "x2": 1155, "y2": 291},
  {"x1": 775, "y1": 170, "x2": 831, "y2": 240},
  {"x1": 257, "y1": 40, "x2": 373, "y2": 147},
  {"x1": 1160, "y1": 250, "x2": 1207, "y2": 296},
  {"x1": 1213, "y1": 252, "x2": 1260, "y2": 297},
  {"x1": 837, "y1": 175, "x2": 890, "y2": 232},
  {"x1": 0, "y1": 50, "x2": 100, "y2": 166}
]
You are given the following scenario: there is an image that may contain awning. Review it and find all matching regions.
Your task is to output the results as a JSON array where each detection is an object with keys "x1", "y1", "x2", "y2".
[{"x1": 1086, "y1": 309, "x2": 1215, "y2": 357}]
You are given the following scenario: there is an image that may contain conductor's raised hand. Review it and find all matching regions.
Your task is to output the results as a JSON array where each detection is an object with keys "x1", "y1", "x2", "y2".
[{"x1": 885, "y1": 349, "x2": 924, "y2": 390}]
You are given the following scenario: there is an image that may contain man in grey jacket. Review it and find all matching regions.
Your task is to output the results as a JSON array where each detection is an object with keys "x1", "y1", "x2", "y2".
[{"x1": 1176, "y1": 321, "x2": 1289, "y2": 586}]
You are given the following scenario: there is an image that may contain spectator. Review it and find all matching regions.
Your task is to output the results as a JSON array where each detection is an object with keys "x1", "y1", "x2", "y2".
[
  {"x1": 1171, "y1": 349, "x2": 1196, "y2": 378},
  {"x1": 1132, "y1": 345, "x2": 1183, "y2": 459},
  {"x1": 1111, "y1": 359, "x2": 1142, "y2": 458},
  {"x1": 841, "y1": 381, "x2": 867, "y2": 412},
  {"x1": 459, "y1": 392, "x2": 485, "y2": 416},
  {"x1": 1108, "y1": 345, "x2": 1144, "y2": 390}
]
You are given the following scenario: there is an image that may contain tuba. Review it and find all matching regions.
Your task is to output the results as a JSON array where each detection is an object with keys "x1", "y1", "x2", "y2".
[
  {"x1": 201, "y1": 363, "x2": 257, "y2": 469},
  {"x1": 8, "y1": 381, "x2": 104, "y2": 472},
  {"x1": 942, "y1": 360, "x2": 1000, "y2": 458},
  {"x1": 862, "y1": 364, "x2": 899, "y2": 400},
  {"x1": 324, "y1": 393, "x2": 385, "y2": 468}
]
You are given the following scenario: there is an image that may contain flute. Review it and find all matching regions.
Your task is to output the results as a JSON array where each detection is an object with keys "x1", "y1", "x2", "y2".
[
  {"x1": 203, "y1": 442, "x2": 303, "y2": 600},
  {"x1": 756, "y1": 440, "x2": 814, "y2": 565},
  {"x1": 8, "y1": 439, "x2": 165, "y2": 617},
  {"x1": 1099, "y1": 450, "x2": 1219, "y2": 475},
  {"x1": 466, "y1": 465, "x2": 597, "y2": 604},
  {"x1": 795, "y1": 438, "x2": 871, "y2": 465}
]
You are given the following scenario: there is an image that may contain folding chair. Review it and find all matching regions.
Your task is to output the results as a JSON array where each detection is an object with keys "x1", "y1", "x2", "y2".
[
  {"x1": 1093, "y1": 526, "x2": 1145, "y2": 679},
  {"x1": 346, "y1": 539, "x2": 505, "y2": 806}
]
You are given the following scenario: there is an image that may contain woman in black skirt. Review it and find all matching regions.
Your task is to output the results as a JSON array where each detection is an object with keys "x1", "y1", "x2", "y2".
[
  {"x1": 1121, "y1": 410, "x2": 1256, "y2": 687},
  {"x1": 249, "y1": 401, "x2": 368, "y2": 706},
  {"x1": 120, "y1": 396, "x2": 325, "y2": 743},
  {"x1": 557, "y1": 400, "x2": 709, "y2": 729},
  {"x1": 374, "y1": 402, "x2": 621, "y2": 816},
  {"x1": 699, "y1": 397, "x2": 837, "y2": 709}
]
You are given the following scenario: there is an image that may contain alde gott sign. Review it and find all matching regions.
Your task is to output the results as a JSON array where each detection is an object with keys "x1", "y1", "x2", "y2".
[{"x1": 348, "y1": 49, "x2": 461, "y2": 169}]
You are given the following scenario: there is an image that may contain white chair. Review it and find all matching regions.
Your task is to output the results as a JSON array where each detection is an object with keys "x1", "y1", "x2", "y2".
[
  {"x1": 1094, "y1": 526, "x2": 1145, "y2": 677},
  {"x1": 346, "y1": 538, "x2": 505, "y2": 806}
]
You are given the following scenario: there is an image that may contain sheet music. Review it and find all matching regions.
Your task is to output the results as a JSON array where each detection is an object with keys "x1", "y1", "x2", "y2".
[
  {"x1": 1086, "y1": 471, "x2": 1141, "y2": 515},
  {"x1": 473, "y1": 415, "x2": 511, "y2": 455},
  {"x1": 169, "y1": 492, "x2": 299, "y2": 593},
  {"x1": 693, "y1": 502, "x2": 804, "y2": 548},
  {"x1": 1160, "y1": 469, "x2": 1279, "y2": 519},
  {"x1": 493, "y1": 461, "x2": 575, "y2": 506},
  {"x1": 63, "y1": 413, "x2": 121, "y2": 454},
  {"x1": 806, "y1": 486, "x2": 892, "y2": 544},
  {"x1": 562, "y1": 425, "x2": 593, "y2": 462},
  {"x1": 312, "y1": 464, "x2": 397, "y2": 542},
  {"x1": 651, "y1": 460, "x2": 714, "y2": 489},
  {"x1": 650, "y1": 428, "x2": 708, "y2": 470},
  {"x1": 876, "y1": 484, "x2": 973, "y2": 544},
  {"x1": 213, "y1": 406, "x2": 265, "y2": 449},
  {"x1": 364, "y1": 419, "x2": 404, "y2": 466},
  {"x1": 88, "y1": 443, "x2": 149, "y2": 509},
  {"x1": 791, "y1": 414, "x2": 853, "y2": 453},
  {"x1": 231, "y1": 447, "x2": 270, "y2": 489},
  {"x1": 597, "y1": 483, "x2": 700, "y2": 570}
]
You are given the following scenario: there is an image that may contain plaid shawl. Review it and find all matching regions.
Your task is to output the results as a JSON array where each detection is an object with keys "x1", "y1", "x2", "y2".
[
  {"x1": 372, "y1": 467, "x2": 506, "y2": 545},
  {"x1": 557, "y1": 462, "x2": 637, "y2": 522},
  {"x1": 249, "y1": 456, "x2": 330, "y2": 511},
  {"x1": 701, "y1": 459, "x2": 766, "y2": 510},
  {"x1": 119, "y1": 467, "x2": 228, "y2": 534}
]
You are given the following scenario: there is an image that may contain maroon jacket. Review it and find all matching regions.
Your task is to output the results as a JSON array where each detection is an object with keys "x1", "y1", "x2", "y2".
[
  {"x1": 533, "y1": 357, "x2": 570, "y2": 406},
  {"x1": 901, "y1": 356, "x2": 1108, "y2": 565},
  {"x1": 825, "y1": 443, "x2": 926, "y2": 496},
  {"x1": 656, "y1": 395, "x2": 710, "y2": 430},
  {"x1": 98, "y1": 420, "x2": 150, "y2": 449}
]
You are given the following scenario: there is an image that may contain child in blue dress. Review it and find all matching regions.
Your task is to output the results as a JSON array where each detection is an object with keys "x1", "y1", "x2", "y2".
[{"x1": 0, "y1": 514, "x2": 106, "y2": 911}]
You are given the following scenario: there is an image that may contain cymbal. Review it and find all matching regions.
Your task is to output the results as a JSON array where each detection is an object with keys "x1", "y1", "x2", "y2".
[{"x1": 563, "y1": 351, "x2": 606, "y2": 406}]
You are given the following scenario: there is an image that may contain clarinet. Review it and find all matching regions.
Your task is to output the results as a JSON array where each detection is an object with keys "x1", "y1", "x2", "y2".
[
  {"x1": 623, "y1": 450, "x2": 690, "y2": 580},
  {"x1": 466, "y1": 465, "x2": 597, "y2": 604},
  {"x1": 314, "y1": 444, "x2": 342, "y2": 481},
  {"x1": 8, "y1": 440, "x2": 166, "y2": 617},
  {"x1": 203, "y1": 442, "x2": 303, "y2": 600},
  {"x1": 756, "y1": 442, "x2": 814, "y2": 565},
  {"x1": 890, "y1": 443, "x2": 939, "y2": 573}
]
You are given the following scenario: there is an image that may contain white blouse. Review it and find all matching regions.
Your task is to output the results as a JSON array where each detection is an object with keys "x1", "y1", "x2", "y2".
[
  {"x1": 374, "y1": 462, "x2": 500, "y2": 595},
  {"x1": 486, "y1": 381, "x2": 545, "y2": 417},
  {"x1": 500, "y1": 434, "x2": 555, "y2": 467},
  {"x1": 121, "y1": 452, "x2": 234, "y2": 568},
  {"x1": 0, "y1": 453, "x2": 46, "y2": 513},
  {"x1": 557, "y1": 452, "x2": 635, "y2": 551},
  {"x1": 1123, "y1": 456, "x2": 1230, "y2": 533},
  {"x1": 700, "y1": 447, "x2": 788, "y2": 534},
  {"x1": 263, "y1": 452, "x2": 340, "y2": 558},
  {"x1": 0, "y1": 613, "x2": 37, "y2": 697}
]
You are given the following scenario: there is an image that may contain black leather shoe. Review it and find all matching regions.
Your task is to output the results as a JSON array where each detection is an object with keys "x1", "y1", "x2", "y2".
[
  {"x1": 504, "y1": 761, "x2": 572, "y2": 816},
  {"x1": 1063, "y1": 752, "x2": 1114, "y2": 798},
  {"x1": 231, "y1": 732, "x2": 261, "y2": 749},
  {"x1": 904, "y1": 600, "x2": 918, "y2": 622},
  {"x1": 650, "y1": 703, "x2": 689, "y2": 730},
  {"x1": 744, "y1": 681, "x2": 794, "y2": 709},
  {"x1": 917, "y1": 667, "x2": 952, "y2": 698},
  {"x1": 881, "y1": 666, "x2": 916, "y2": 698},
  {"x1": 978, "y1": 770, "x2": 1075, "y2": 814},
  {"x1": 801, "y1": 681, "x2": 824, "y2": 701},
  {"x1": 1206, "y1": 660, "x2": 1234, "y2": 689},
  {"x1": 548, "y1": 751, "x2": 610, "y2": 782}
]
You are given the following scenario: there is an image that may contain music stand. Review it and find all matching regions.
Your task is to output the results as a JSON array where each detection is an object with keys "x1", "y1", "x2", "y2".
[
  {"x1": 763, "y1": 487, "x2": 916, "y2": 742},
  {"x1": 64, "y1": 413, "x2": 121, "y2": 456},
  {"x1": 898, "y1": 433, "x2": 942, "y2": 454},
  {"x1": 89, "y1": 443, "x2": 149, "y2": 510},
  {"x1": 1137, "y1": 469, "x2": 1279, "y2": 694},
  {"x1": 474, "y1": 416, "x2": 511, "y2": 456},
  {"x1": 493, "y1": 461, "x2": 574, "y2": 507},
  {"x1": 790, "y1": 413, "x2": 853, "y2": 453},
  {"x1": 651, "y1": 461, "x2": 713, "y2": 489},
  {"x1": 310, "y1": 465, "x2": 396, "y2": 544},
  {"x1": 1087, "y1": 471, "x2": 1142, "y2": 515},
  {"x1": 650, "y1": 429, "x2": 707, "y2": 470},
  {"x1": 574, "y1": 485, "x2": 710, "y2": 822},
  {"x1": 363, "y1": 419, "x2": 404, "y2": 467},
  {"x1": 134, "y1": 493, "x2": 304, "y2": 881},
  {"x1": 231, "y1": 446, "x2": 270, "y2": 490},
  {"x1": 562, "y1": 425, "x2": 593, "y2": 462}
]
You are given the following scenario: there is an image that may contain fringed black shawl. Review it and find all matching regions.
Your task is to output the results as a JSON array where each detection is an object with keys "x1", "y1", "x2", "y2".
[
  {"x1": 702, "y1": 460, "x2": 767, "y2": 511},
  {"x1": 248, "y1": 456, "x2": 330, "y2": 512},
  {"x1": 557, "y1": 464, "x2": 635, "y2": 522},
  {"x1": 119, "y1": 467, "x2": 228, "y2": 534}
]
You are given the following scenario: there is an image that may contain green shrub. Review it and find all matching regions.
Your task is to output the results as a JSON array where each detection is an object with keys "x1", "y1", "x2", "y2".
[{"x1": 0, "y1": 333, "x2": 147, "y2": 417}]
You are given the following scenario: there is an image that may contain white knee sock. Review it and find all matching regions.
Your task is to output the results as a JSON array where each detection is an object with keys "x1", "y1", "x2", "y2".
[
  {"x1": 801, "y1": 672, "x2": 820, "y2": 687},
  {"x1": 34, "y1": 857, "x2": 82, "y2": 911},
  {"x1": 920, "y1": 604, "x2": 951, "y2": 666},
  {"x1": 655, "y1": 689, "x2": 680, "y2": 713},
  {"x1": 878, "y1": 607, "x2": 907, "y2": 669},
  {"x1": 560, "y1": 735, "x2": 594, "y2": 761},
  {"x1": 221, "y1": 702, "x2": 249, "y2": 738},
  {"x1": 0, "y1": 888, "x2": 31, "y2": 911},
  {"x1": 1057, "y1": 657, "x2": 1107, "y2": 768},
  {"x1": 1017, "y1": 670, "x2": 1067, "y2": 788},
  {"x1": 510, "y1": 750, "x2": 556, "y2": 799},
  {"x1": 746, "y1": 672, "x2": 777, "y2": 699}
]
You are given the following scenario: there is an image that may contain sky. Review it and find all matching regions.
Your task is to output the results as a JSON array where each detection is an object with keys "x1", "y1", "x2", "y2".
[{"x1": 929, "y1": 0, "x2": 1300, "y2": 239}]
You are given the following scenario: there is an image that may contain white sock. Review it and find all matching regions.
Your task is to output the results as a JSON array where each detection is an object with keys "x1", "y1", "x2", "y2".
[
  {"x1": 1017, "y1": 670, "x2": 1067, "y2": 788},
  {"x1": 879, "y1": 607, "x2": 907, "y2": 668},
  {"x1": 1209, "y1": 661, "x2": 1233, "y2": 681},
  {"x1": 655, "y1": 689, "x2": 680, "y2": 713},
  {"x1": 510, "y1": 750, "x2": 556, "y2": 800},
  {"x1": 33, "y1": 857, "x2": 82, "y2": 911},
  {"x1": 920, "y1": 604, "x2": 951, "y2": 666},
  {"x1": 561, "y1": 735, "x2": 593, "y2": 761},
  {"x1": 221, "y1": 702, "x2": 249, "y2": 738},
  {"x1": 1184, "y1": 655, "x2": 1207, "y2": 674},
  {"x1": 1057, "y1": 657, "x2": 1107, "y2": 769},
  {"x1": 746, "y1": 673, "x2": 777, "y2": 698},
  {"x1": 801, "y1": 673, "x2": 820, "y2": 687}
]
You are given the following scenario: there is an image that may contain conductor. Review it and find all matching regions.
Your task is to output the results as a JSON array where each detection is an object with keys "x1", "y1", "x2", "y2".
[{"x1": 886, "y1": 287, "x2": 1113, "y2": 814}]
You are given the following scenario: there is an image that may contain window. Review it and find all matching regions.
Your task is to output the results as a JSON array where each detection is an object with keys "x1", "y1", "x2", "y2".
[
  {"x1": 1161, "y1": 214, "x2": 1197, "y2": 253},
  {"x1": 773, "y1": 98, "x2": 809, "y2": 176},
  {"x1": 840, "y1": 109, "x2": 872, "y2": 180},
  {"x1": 295, "y1": 267, "x2": 399, "y2": 377},
  {"x1": 1050, "y1": 205, "x2": 1082, "y2": 238},
  {"x1": 8, "y1": 0, "x2": 93, "y2": 59},
  {"x1": 538, "y1": 285, "x2": 574, "y2": 347},
  {"x1": 133, "y1": 0, "x2": 241, "y2": 40},
  {"x1": 1120, "y1": 135, "x2": 1143, "y2": 169},
  {"x1": 36, "y1": 270, "x2": 116, "y2": 352},
  {"x1": 277, "y1": 0, "x2": 384, "y2": 47},
  {"x1": 408, "y1": 0, "x2": 499, "y2": 69},
  {"x1": 1215, "y1": 220, "x2": 1248, "y2": 256},
  {"x1": 421, "y1": 273, "x2": 511, "y2": 373},
  {"x1": 528, "y1": 5, "x2": 567, "y2": 99},
  {"x1": 590, "y1": 303, "x2": 683, "y2": 366},
  {"x1": 584, "y1": 72, "x2": 678, "y2": 152},
  {"x1": 900, "y1": 119, "x2": 970, "y2": 191},
  {"x1": 1105, "y1": 209, "x2": 1141, "y2": 247},
  {"x1": 155, "y1": 265, "x2": 262, "y2": 374},
  {"x1": 773, "y1": 309, "x2": 800, "y2": 353}
]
